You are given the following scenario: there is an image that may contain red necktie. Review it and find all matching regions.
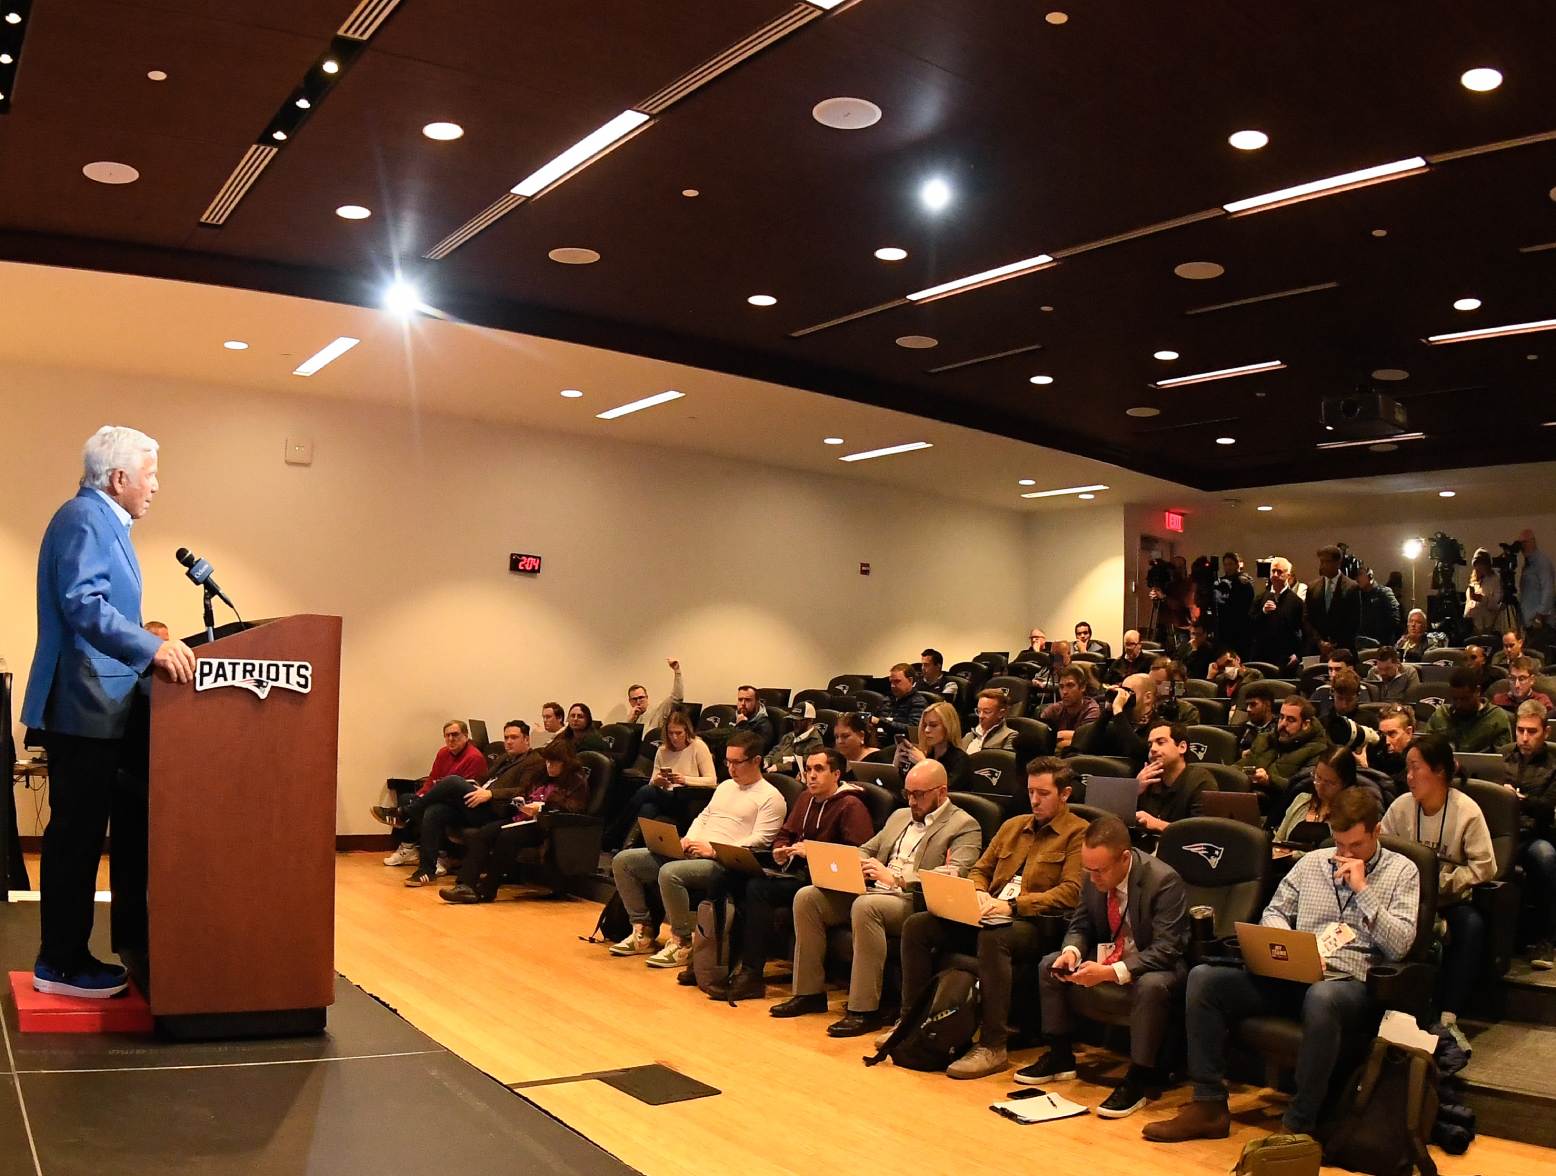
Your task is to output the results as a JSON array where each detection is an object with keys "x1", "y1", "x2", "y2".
[{"x1": 1103, "y1": 890, "x2": 1126, "y2": 965}]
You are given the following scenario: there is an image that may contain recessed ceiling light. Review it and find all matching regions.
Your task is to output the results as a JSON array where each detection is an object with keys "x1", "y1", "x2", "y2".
[
  {"x1": 548, "y1": 247, "x2": 600, "y2": 265},
  {"x1": 272, "y1": 130, "x2": 287, "y2": 142},
  {"x1": 920, "y1": 177, "x2": 952, "y2": 212},
  {"x1": 1126, "y1": 406, "x2": 1161, "y2": 418},
  {"x1": 1174, "y1": 261, "x2": 1225, "y2": 280},
  {"x1": 1152, "y1": 359, "x2": 1285, "y2": 388},
  {"x1": 292, "y1": 336, "x2": 360, "y2": 377},
  {"x1": 1425, "y1": 318, "x2": 1556, "y2": 345},
  {"x1": 1371, "y1": 228, "x2": 1389, "y2": 238},
  {"x1": 1153, "y1": 350, "x2": 1179, "y2": 361},
  {"x1": 1257, "y1": 505, "x2": 1274, "y2": 512},
  {"x1": 1224, "y1": 157, "x2": 1428, "y2": 215},
  {"x1": 1215, "y1": 436, "x2": 1237, "y2": 445},
  {"x1": 1369, "y1": 443, "x2": 1399, "y2": 453},
  {"x1": 823, "y1": 436, "x2": 845, "y2": 445},
  {"x1": 0, "y1": 53, "x2": 12, "y2": 64},
  {"x1": 1460, "y1": 67, "x2": 1503, "y2": 92},
  {"x1": 82, "y1": 161, "x2": 140, "y2": 185},
  {"x1": 747, "y1": 294, "x2": 777, "y2": 306},
  {"x1": 1228, "y1": 129, "x2": 1268, "y2": 151},
  {"x1": 335, "y1": 204, "x2": 371, "y2": 220},
  {"x1": 812, "y1": 97, "x2": 882, "y2": 130},
  {"x1": 1453, "y1": 297, "x2": 1482, "y2": 311},
  {"x1": 875, "y1": 246, "x2": 907, "y2": 261},
  {"x1": 1018, "y1": 479, "x2": 1036, "y2": 486},
  {"x1": 1045, "y1": 12, "x2": 1068, "y2": 24},
  {"x1": 222, "y1": 340, "x2": 249, "y2": 351},
  {"x1": 908, "y1": 254, "x2": 1055, "y2": 302},
  {"x1": 1040, "y1": 305, "x2": 1054, "y2": 312},
  {"x1": 559, "y1": 388, "x2": 584, "y2": 399},
  {"x1": 1021, "y1": 483, "x2": 1108, "y2": 499},
  {"x1": 1029, "y1": 375, "x2": 1054, "y2": 385},
  {"x1": 895, "y1": 335, "x2": 938, "y2": 349},
  {"x1": 146, "y1": 70, "x2": 167, "y2": 82},
  {"x1": 513, "y1": 110, "x2": 651, "y2": 198},
  {"x1": 1077, "y1": 493, "x2": 1096, "y2": 500},
  {"x1": 423, "y1": 121, "x2": 464, "y2": 141},
  {"x1": 681, "y1": 188, "x2": 699, "y2": 197},
  {"x1": 1531, "y1": 354, "x2": 1542, "y2": 361},
  {"x1": 596, "y1": 390, "x2": 685, "y2": 420},
  {"x1": 839, "y1": 441, "x2": 933, "y2": 463},
  {"x1": 384, "y1": 280, "x2": 423, "y2": 317},
  {"x1": 1325, "y1": 425, "x2": 1336, "y2": 431},
  {"x1": 1439, "y1": 490, "x2": 1457, "y2": 498},
  {"x1": 321, "y1": 58, "x2": 339, "y2": 74},
  {"x1": 3, "y1": 11, "x2": 19, "y2": 24},
  {"x1": 1371, "y1": 368, "x2": 1409, "y2": 381},
  {"x1": 295, "y1": 97, "x2": 311, "y2": 109}
]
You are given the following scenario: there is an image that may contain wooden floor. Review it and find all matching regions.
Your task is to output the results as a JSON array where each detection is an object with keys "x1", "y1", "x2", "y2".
[{"x1": 331, "y1": 852, "x2": 1553, "y2": 1176}]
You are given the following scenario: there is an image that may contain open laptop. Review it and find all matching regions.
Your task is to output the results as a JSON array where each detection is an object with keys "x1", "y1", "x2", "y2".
[
  {"x1": 918, "y1": 870, "x2": 985, "y2": 926},
  {"x1": 1083, "y1": 776, "x2": 1139, "y2": 826},
  {"x1": 711, "y1": 842, "x2": 785, "y2": 877},
  {"x1": 806, "y1": 841, "x2": 866, "y2": 894},
  {"x1": 1275, "y1": 819, "x2": 1330, "y2": 850},
  {"x1": 846, "y1": 759, "x2": 902, "y2": 791},
  {"x1": 637, "y1": 817, "x2": 685, "y2": 859},
  {"x1": 1201, "y1": 791, "x2": 1263, "y2": 828},
  {"x1": 1235, "y1": 922, "x2": 1325, "y2": 983}
]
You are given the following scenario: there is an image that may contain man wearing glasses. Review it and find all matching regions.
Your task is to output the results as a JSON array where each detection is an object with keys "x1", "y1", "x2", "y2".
[
  {"x1": 622, "y1": 658, "x2": 683, "y2": 728},
  {"x1": 374, "y1": 720, "x2": 489, "y2": 868},
  {"x1": 1491, "y1": 657, "x2": 1554, "y2": 716}
]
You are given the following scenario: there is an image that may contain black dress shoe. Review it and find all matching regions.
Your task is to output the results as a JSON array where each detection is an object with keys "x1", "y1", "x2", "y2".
[
  {"x1": 769, "y1": 993, "x2": 828, "y2": 1018},
  {"x1": 826, "y1": 1009, "x2": 886, "y2": 1038},
  {"x1": 707, "y1": 968, "x2": 766, "y2": 1002},
  {"x1": 676, "y1": 964, "x2": 698, "y2": 986}
]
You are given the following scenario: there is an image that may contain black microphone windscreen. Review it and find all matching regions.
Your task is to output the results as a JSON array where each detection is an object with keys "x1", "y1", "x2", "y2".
[{"x1": 175, "y1": 547, "x2": 193, "y2": 566}]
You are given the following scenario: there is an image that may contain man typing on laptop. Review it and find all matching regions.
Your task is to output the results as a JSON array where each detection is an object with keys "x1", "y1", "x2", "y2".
[{"x1": 1145, "y1": 787, "x2": 1419, "y2": 1143}]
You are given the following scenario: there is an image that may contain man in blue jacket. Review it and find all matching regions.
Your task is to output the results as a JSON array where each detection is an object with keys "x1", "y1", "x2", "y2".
[{"x1": 23, "y1": 426, "x2": 195, "y2": 998}]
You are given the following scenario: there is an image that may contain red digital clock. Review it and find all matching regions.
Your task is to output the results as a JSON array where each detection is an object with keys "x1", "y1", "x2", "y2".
[{"x1": 509, "y1": 553, "x2": 543, "y2": 574}]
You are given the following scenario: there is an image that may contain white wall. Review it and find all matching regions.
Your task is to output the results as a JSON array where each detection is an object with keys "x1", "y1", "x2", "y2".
[
  {"x1": 1025, "y1": 504, "x2": 1128, "y2": 648},
  {"x1": 3, "y1": 364, "x2": 1032, "y2": 834}
]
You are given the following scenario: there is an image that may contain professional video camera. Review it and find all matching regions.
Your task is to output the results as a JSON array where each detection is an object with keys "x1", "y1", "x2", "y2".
[
  {"x1": 1428, "y1": 532, "x2": 1466, "y2": 571},
  {"x1": 1494, "y1": 541, "x2": 1523, "y2": 606},
  {"x1": 1426, "y1": 531, "x2": 1466, "y2": 641},
  {"x1": 1335, "y1": 542, "x2": 1362, "y2": 581},
  {"x1": 1145, "y1": 557, "x2": 1175, "y2": 593},
  {"x1": 1189, "y1": 555, "x2": 1218, "y2": 617}
]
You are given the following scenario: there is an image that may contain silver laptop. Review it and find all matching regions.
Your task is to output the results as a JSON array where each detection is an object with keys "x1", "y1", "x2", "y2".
[
  {"x1": 1235, "y1": 922, "x2": 1325, "y2": 983},
  {"x1": 806, "y1": 841, "x2": 866, "y2": 894},
  {"x1": 637, "y1": 817, "x2": 685, "y2": 859},
  {"x1": 711, "y1": 842, "x2": 784, "y2": 877},
  {"x1": 1084, "y1": 776, "x2": 1139, "y2": 826},
  {"x1": 918, "y1": 870, "x2": 985, "y2": 926}
]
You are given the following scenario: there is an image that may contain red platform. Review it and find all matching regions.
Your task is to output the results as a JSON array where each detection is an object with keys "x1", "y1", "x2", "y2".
[{"x1": 9, "y1": 971, "x2": 154, "y2": 1034}]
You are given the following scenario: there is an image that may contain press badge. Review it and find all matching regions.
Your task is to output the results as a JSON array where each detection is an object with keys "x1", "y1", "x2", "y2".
[
  {"x1": 997, "y1": 876, "x2": 1023, "y2": 901},
  {"x1": 1316, "y1": 921, "x2": 1356, "y2": 960}
]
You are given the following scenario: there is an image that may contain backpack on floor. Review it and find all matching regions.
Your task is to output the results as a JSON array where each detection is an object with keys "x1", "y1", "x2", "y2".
[
  {"x1": 1321, "y1": 1038, "x2": 1440, "y2": 1176},
  {"x1": 579, "y1": 885, "x2": 662, "y2": 945},
  {"x1": 863, "y1": 966, "x2": 978, "y2": 1072},
  {"x1": 690, "y1": 896, "x2": 737, "y2": 995},
  {"x1": 1232, "y1": 1134, "x2": 1322, "y2": 1176}
]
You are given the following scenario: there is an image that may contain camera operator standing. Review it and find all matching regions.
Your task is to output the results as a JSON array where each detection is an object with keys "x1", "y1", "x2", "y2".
[
  {"x1": 1519, "y1": 530, "x2": 1555, "y2": 631},
  {"x1": 1464, "y1": 548, "x2": 1505, "y2": 636},
  {"x1": 1214, "y1": 552, "x2": 1255, "y2": 656}
]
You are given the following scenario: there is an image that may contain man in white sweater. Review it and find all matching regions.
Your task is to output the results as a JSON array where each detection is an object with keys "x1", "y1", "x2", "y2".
[{"x1": 610, "y1": 730, "x2": 785, "y2": 969}]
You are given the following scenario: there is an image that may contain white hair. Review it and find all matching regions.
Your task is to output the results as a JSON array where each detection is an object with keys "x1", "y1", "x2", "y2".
[{"x1": 81, "y1": 426, "x2": 158, "y2": 490}]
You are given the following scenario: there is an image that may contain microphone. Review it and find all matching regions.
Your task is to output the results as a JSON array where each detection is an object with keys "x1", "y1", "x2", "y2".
[{"x1": 175, "y1": 547, "x2": 236, "y2": 610}]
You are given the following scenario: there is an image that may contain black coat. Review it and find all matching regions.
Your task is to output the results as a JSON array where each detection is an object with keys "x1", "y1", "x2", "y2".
[
  {"x1": 1249, "y1": 587, "x2": 1304, "y2": 667},
  {"x1": 1304, "y1": 575, "x2": 1363, "y2": 653},
  {"x1": 1358, "y1": 585, "x2": 1403, "y2": 645}
]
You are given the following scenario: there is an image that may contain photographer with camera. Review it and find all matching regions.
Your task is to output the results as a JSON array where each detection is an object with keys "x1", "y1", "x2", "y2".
[
  {"x1": 1070, "y1": 674, "x2": 1158, "y2": 770},
  {"x1": 1366, "y1": 704, "x2": 1416, "y2": 793},
  {"x1": 1249, "y1": 557, "x2": 1304, "y2": 670},
  {"x1": 1464, "y1": 548, "x2": 1505, "y2": 636},
  {"x1": 1357, "y1": 567, "x2": 1402, "y2": 646},
  {"x1": 1518, "y1": 530, "x2": 1555, "y2": 629},
  {"x1": 1214, "y1": 552, "x2": 1255, "y2": 656}
]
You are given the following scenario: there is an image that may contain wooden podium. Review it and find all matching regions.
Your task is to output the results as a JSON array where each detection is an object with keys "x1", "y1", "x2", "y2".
[{"x1": 148, "y1": 614, "x2": 342, "y2": 1039}]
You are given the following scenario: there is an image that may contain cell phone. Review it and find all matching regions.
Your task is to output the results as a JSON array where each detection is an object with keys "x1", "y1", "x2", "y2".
[
  {"x1": 1004, "y1": 1088, "x2": 1045, "y2": 1099},
  {"x1": 896, "y1": 734, "x2": 911, "y2": 747}
]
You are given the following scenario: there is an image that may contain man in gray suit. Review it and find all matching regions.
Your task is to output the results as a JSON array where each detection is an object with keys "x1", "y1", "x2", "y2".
[
  {"x1": 769, "y1": 759, "x2": 983, "y2": 1037},
  {"x1": 1022, "y1": 814, "x2": 1189, "y2": 1119}
]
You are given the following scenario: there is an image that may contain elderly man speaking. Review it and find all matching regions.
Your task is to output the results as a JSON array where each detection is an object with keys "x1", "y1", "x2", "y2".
[{"x1": 22, "y1": 426, "x2": 196, "y2": 998}]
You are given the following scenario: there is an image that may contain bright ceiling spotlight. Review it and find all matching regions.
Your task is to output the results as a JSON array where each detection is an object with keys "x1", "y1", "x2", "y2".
[
  {"x1": 920, "y1": 176, "x2": 952, "y2": 212},
  {"x1": 384, "y1": 280, "x2": 423, "y2": 317}
]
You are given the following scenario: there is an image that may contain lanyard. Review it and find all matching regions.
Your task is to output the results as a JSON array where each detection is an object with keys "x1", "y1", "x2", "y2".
[
  {"x1": 1415, "y1": 795, "x2": 1450, "y2": 853},
  {"x1": 1332, "y1": 851, "x2": 1378, "y2": 920}
]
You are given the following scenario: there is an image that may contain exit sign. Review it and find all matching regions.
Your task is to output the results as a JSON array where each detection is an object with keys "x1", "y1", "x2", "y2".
[{"x1": 1163, "y1": 511, "x2": 1185, "y2": 533}]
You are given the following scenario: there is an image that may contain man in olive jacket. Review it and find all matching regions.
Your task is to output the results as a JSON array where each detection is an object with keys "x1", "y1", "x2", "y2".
[{"x1": 1240, "y1": 696, "x2": 1328, "y2": 804}]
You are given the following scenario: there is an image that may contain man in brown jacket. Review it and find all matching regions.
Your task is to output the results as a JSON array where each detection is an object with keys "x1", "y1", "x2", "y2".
[{"x1": 895, "y1": 755, "x2": 1087, "y2": 1079}]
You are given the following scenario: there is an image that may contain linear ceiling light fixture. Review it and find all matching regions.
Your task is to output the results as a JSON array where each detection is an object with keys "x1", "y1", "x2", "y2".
[
  {"x1": 1222, "y1": 156, "x2": 1428, "y2": 215},
  {"x1": 839, "y1": 441, "x2": 933, "y2": 462},
  {"x1": 1020, "y1": 483, "x2": 1109, "y2": 499},
  {"x1": 906, "y1": 255, "x2": 1055, "y2": 303},
  {"x1": 513, "y1": 109, "x2": 652, "y2": 199},
  {"x1": 292, "y1": 335, "x2": 361, "y2": 377},
  {"x1": 1316, "y1": 432, "x2": 1426, "y2": 450},
  {"x1": 595, "y1": 390, "x2": 684, "y2": 420},
  {"x1": 1424, "y1": 318, "x2": 1556, "y2": 345},
  {"x1": 1151, "y1": 360, "x2": 1286, "y2": 388}
]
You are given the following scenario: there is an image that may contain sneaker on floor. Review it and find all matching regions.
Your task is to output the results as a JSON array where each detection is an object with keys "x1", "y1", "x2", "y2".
[
  {"x1": 1014, "y1": 1049, "x2": 1077, "y2": 1084},
  {"x1": 609, "y1": 930, "x2": 657, "y2": 957},
  {"x1": 434, "y1": 859, "x2": 448, "y2": 877},
  {"x1": 1530, "y1": 941, "x2": 1554, "y2": 971},
  {"x1": 33, "y1": 960, "x2": 128, "y2": 1000},
  {"x1": 1097, "y1": 1076, "x2": 1150, "y2": 1119},
  {"x1": 1439, "y1": 1019, "x2": 1472, "y2": 1055},
  {"x1": 645, "y1": 940, "x2": 690, "y2": 969},
  {"x1": 382, "y1": 843, "x2": 418, "y2": 867},
  {"x1": 404, "y1": 870, "x2": 436, "y2": 888},
  {"x1": 946, "y1": 1043, "x2": 1008, "y2": 1080}
]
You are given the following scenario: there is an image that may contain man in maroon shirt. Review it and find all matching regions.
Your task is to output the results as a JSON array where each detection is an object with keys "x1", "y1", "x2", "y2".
[{"x1": 373, "y1": 720, "x2": 489, "y2": 867}]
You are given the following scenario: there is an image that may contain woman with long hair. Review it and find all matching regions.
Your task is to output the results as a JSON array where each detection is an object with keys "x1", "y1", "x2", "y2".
[
  {"x1": 1275, "y1": 746, "x2": 1356, "y2": 841},
  {"x1": 602, "y1": 708, "x2": 715, "y2": 850},
  {"x1": 893, "y1": 700, "x2": 969, "y2": 790}
]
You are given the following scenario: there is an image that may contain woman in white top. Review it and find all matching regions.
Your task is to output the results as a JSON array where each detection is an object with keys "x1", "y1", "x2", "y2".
[
  {"x1": 603, "y1": 709, "x2": 715, "y2": 850},
  {"x1": 1464, "y1": 548, "x2": 1504, "y2": 635}
]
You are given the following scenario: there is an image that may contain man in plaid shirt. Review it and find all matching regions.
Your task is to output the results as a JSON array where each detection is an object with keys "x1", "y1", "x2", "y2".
[{"x1": 1145, "y1": 787, "x2": 1420, "y2": 1143}]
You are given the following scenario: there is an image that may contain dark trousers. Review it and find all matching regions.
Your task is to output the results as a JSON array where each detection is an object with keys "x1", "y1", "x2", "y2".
[
  {"x1": 1524, "y1": 838, "x2": 1556, "y2": 939},
  {"x1": 39, "y1": 731, "x2": 148, "y2": 972},
  {"x1": 1037, "y1": 951, "x2": 1184, "y2": 1069},
  {"x1": 457, "y1": 820, "x2": 546, "y2": 897},
  {"x1": 1440, "y1": 901, "x2": 1487, "y2": 1015},
  {"x1": 1186, "y1": 964, "x2": 1378, "y2": 1133},
  {"x1": 386, "y1": 778, "x2": 422, "y2": 846},
  {"x1": 899, "y1": 912, "x2": 1044, "y2": 1050},
  {"x1": 406, "y1": 776, "x2": 502, "y2": 875},
  {"x1": 713, "y1": 871, "x2": 805, "y2": 973},
  {"x1": 604, "y1": 782, "x2": 690, "y2": 850}
]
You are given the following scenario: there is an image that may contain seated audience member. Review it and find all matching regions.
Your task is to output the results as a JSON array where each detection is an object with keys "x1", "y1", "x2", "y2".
[
  {"x1": 609, "y1": 731, "x2": 785, "y2": 968},
  {"x1": 389, "y1": 720, "x2": 541, "y2": 886},
  {"x1": 1249, "y1": 556, "x2": 1304, "y2": 671},
  {"x1": 143, "y1": 620, "x2": 170, "y2": 640},
  {"x1": 1071, "y1": 674, "x2": 1158, "y2": 769},
  {"x1": 770, "y1": 760, "x2": 982, "y2": 1035},
  {"x1": 1396, "y1": 609, "x2": 1445, "y2": 662},
  {"x1": 376, "y1": 720, "x2": 490, "y2": 867},
  {"x1": 1145, "y1": 788, "x2": 1419, "y2": 1141},
  {"x1": 876, "y1": 663, "x2": 929, "y2": 740},
  {"x1": 834, "y1": 710, "x2": 886, "y2": 772},
  {"x1": 1073, "y1": 621, "x2": 1111, "y2": 659},
  {"x1": 1275, "y1": 746, "x2": 1363, "y2": 841},
  {"x1": 1316, "y1": 667, "x2": 1364, "y2": 724},
  {"x1": 1240, "y1": 697, "x2": 1328, "y2": 801},
  {"x1": 533, "y1": 701, "x2": 566, "y2": 749},
  {"x1": 1366, "y1": 645, "x2": 1418, "y2": 701},
  {"x1": 707, "y1": 748, "x2": 873, "y2": 1000},
  {"x1": 765, "y1": 701, "x2": 827, "y2": 773},
  {"x1": 621, "y1": 658, "x2": 684, "y2": 729},
  {"x1": 1234, "y1": 682, "x2": 1277, "y2": 754},
  {"x1": 1211, "y1": 649, "x2": 1259, "y2": 702},
  {"x1": 1148, "y1": 657, "x2": 1198, "y2": 725},
  {"x1": 1506, "y1": 700, "x2": 1556, "y2": 968},
  {"x1": 1133, "y1": 723, "x2": 1212, "y2": 837},
  {"x1": 1178, "y1": 619, "x2": 1219, "y2": 681},
  {"x1": 1427, "y1": 666, "x2": 1513, "y2": 752},
  {"x1": 963, "y1": 688, "x2": 1018, "y2": 753},
  {"x1": 438, "y1": 739, "x2": 591, "y2": 902},
  {"x1": 1380, "y1": 733, "x2": 1496, "y2": 1048},
  {"x1": 1464, "y1": 548, "x2": 1504, "y2": 635},
  {"x1": 561, "y1": 702, "x2": 608, "y2": 753},
  {"x1": 1105, "y1": 630, "x2": 1154, "y2": 685},
  {"x1": 1028, "y1": 814, "x2": 1189, "y2": 1118},
  {"x1": 1491, "y1": 629, "x2": 1527, "y2": 671},
  {"x1": 1024, "y1": 627, "x2": 1049, "y2": 656},
  {"x1": 1357, "y1": 566, "x2": 1403, "y2": 646},
  {"x1": 1491, "y1": 657, "x2": 1554, "y2": 715},
  {"x1": 894, "y1": 757, "x2": 1087, "y2": 1079},
  {"x1": 1463, "y1": 641, "x2": 1492, "y2": 689},
  {"x1": 1364, "y1": 703, "x2": 1415, "y2": 792},
  {"x1": 917, "y1": 648, "x2": 960, "y2": 704},
  {"x1": 1030, "y1": 640, "x2": 1075, "y2": 704},
  {"x1": 893, "y1": 701, "x2": 969, "y2": 790},
  {"x1": 732, "y1": 684, "x2": 777, "y2": 751},
  {"x1": 1039, "y1": 668, "x2": 1101, "y2": 751},
  {"x1": 603, "y1": 708, "x2": 717, "y2": 851}
]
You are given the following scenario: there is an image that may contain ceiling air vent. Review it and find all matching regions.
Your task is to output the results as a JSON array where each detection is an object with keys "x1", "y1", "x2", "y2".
[
  {"x1": 638, "y1": 4, "x2": 820, "y2": 115},
  {"x1": 337, "y1": 0, "x2": 402, "y2": 41},
  {"x1": 199, "y1": 145, "x2": 279, "y2": 226}
]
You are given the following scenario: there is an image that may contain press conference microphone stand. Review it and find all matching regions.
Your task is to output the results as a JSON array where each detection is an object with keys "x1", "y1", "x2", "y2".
[{"x1": 175, "y1": 547, "x2": 243, "y2": 644}]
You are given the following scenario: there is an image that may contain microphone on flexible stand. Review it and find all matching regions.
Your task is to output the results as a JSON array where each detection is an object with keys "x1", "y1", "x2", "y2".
[{"x1": 175, "y1": 547, "x2": 243, "y2": 642}]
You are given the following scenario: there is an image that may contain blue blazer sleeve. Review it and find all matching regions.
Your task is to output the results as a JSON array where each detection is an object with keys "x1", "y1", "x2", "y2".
[{"x1": 54, "y1": 509, "x2": 160, "y2": 672}]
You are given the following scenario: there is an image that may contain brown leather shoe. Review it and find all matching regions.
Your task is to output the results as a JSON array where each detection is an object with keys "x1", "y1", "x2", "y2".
[{"x1": 1141, "y1": 1098, "x2": 1231, "y2": 1142}]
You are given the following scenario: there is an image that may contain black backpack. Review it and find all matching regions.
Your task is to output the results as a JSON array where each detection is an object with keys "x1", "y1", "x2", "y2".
[
  {"x1": 863, "y1": 967, "x2": 978, "y2": 1072},
  {"x1": 1321, "y1": 1039, "x2": 1440, "y2": 1176},
  {"x1": 580, "y1": 885, "x2": 663, "y2": 945}
]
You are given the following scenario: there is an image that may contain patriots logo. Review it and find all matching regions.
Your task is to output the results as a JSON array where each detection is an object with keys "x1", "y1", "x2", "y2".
[
  {"x1": 237, "y1": 676, "x2": 275, "y2": 700},
  {"x1": 1189, "y1": 741, "x2": 1209, "y2": 760},
  {"x1": 1182, "y1": 842, "x2": 1225, "y2": 869},
  {"x1": 975, "y1": 767, "x2": 1003, "y2": 786}
]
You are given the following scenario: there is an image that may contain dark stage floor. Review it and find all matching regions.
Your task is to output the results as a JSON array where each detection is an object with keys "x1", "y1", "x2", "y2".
[{"x1": 0, "y1": 902, "x2": 635, "y2": 1176}]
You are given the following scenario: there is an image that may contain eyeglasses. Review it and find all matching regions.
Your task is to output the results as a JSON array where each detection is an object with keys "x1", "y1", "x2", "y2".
[{"x1": 724, "y1": 755, "x2": 752, "y2": 767}]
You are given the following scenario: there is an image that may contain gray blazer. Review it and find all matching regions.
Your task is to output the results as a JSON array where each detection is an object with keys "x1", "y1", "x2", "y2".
[
  {"x1": 860, "y1": 802, "x2": 982, "y2": 883},
  {"x1": 1061, "y1": 849, "x2": 1188, "y2": 978}
]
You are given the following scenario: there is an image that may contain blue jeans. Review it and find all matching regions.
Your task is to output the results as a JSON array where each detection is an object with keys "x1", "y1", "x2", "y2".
[
  {"x1": 1186, "y1": 964, "x2": 1377, "y2": 1133},
  {"x1": 1523, "y1": 838, "x2": 1556, "y2": 940},
  {"x1": 1439, "y1": 901, "x2": 1486, "y2": 1015},
  {"x1": 610, "y1": 849, "x2": 724, "y2": 941}
]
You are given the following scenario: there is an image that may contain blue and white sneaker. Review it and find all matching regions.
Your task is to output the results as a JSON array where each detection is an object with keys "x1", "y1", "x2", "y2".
[{"x1": 34, "y1": 958, "x2": 129, "y2": 999}]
